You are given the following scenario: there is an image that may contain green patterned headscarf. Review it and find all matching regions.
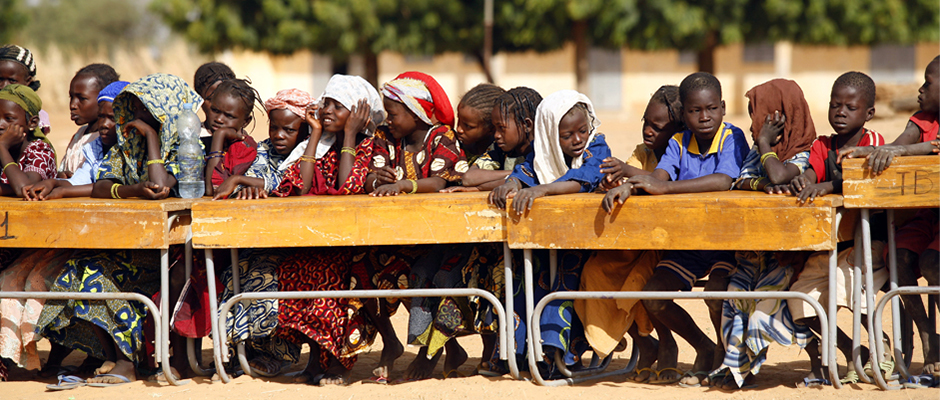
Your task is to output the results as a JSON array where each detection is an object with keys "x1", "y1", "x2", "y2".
[
  {"x1": 97, "y1": 73, "x2": 203, "y2": 184},
  {"x1": 0, "y1": 83, "x2": 53, "y2": 147}
]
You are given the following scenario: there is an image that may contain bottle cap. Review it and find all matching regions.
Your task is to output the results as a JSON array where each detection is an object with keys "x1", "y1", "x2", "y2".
[{"x1": 183, "y1": 102, "x2": 193, "y2": 111}]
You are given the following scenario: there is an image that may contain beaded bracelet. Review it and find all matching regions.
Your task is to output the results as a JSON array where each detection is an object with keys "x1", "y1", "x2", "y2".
[
  {"x1": 341, "y1": 147, "x2": 356, "y2": 156},
  {"x1": 110, "y1": 183, "x2": 123, "y2": 199},
  {"x1": 759, "y1": 152, "x2": 778, "y2": 166},
  {"x1": 1, "y1": 162, "x2": 16, "y2": 173},
  {"x1": 146, "y1": 159, "x2": 165, "y2": 166},
  {"x1": 407, "y1": 179, "x2": 418, "y2": 194},
  {"x1": 207, "y1": 150, "x2": 225, "y2": 157},
  {"x1": 206, "y1": 154, "x2": 225, "y2": 161},
  {"x1": 299, "y1": 155, "x2": 317, "y2": 163},
  {"x1": 750, "y1": 177, "x2": 767, "y2": 191}
]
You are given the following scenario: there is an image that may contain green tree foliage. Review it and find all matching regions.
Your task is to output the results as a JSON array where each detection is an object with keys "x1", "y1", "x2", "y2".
[
  {"x1": 0, "y1": 0, "x2": 27, "y2": 44},
  {"x1": 23, "y1": 0, "x2": 162, "y2": 56}
]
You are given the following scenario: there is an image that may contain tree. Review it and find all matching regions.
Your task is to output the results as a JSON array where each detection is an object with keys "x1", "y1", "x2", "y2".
[
  {"x1": 22, "y1": 0, "x2": 162, "y2": 57},
  {"x1": 0, "y1": 0, "x2": 27, "y2": 44}
]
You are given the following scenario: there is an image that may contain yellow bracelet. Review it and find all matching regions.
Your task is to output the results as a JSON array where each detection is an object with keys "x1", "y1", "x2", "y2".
[
  {"x1": 146, "y1": 159, "x2": 165, "y2": 166},
  {"x1": 408, "y1": 179, "x2": 418, "y2": 194},
  {"x1": 750, "y1": 177, "x2": 766, "y2": 191},
  {"x1": 759, "y1": 152, "x2": 778, "y2": 165},
  {"x1": 1, "y1": 162, "x2": 16, "y2": 173},
  {"x1": 299, "y1": 155, "x2": 317, "y2": 163},
  {"x1": 341, "y1": 147, "x2": 356, "y2": 156},
  {"x1": 110, "y1": 183, "x2": 122, "y2": 199}
]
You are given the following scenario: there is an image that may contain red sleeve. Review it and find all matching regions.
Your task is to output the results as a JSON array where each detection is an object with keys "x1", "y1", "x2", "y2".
[
  {"x1": 23, "y1": 141, "x2": 57, "y2": 180},
  {"x1": 807, "y1": 136, "x2": 830, "y2": 184},
  {"x1": 910, "y1": 112, "x2": 938, "y2": 142},
  {"x1": 211, "y1": 136, "x2": 258, "y2": 187},
  {"x1": 370, "y1": 128, "x2": 393, "y2": 171},
  {"x1": 424, "y1": 126, "x2": 466, "y2": 182}
]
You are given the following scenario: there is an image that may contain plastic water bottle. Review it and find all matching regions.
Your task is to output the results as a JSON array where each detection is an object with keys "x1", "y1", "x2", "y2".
[{"x1": 177, "y1": 103, "x2": 205, "y2": 198}]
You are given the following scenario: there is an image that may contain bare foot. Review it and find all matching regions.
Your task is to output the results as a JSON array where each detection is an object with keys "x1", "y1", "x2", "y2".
[
  {"x1": 94, "y1": 360, "x2": 116, "y2": 376},
  {"x1": 318, "y1": 370, "x2": 351, "y2": 386},
  {"x1": 403, "y1": 347, "x2": 442, "y2": 381},
  {"x1": 442, "y1": 341, "x2": 468, "y2": 376},
  {"x1": 922, "y1": 333, "x2": 939, "y2": 376},
  {"x1": 88, "y1": 360, "x2": 136, "y2": 384},
  {"x1": 627, "y1": 336, "x2": 658, "y2": 383},
  {"x1": 653, "y1": 335, "x2": 679, "y2": 383},
  {"x1": 372, "y1": 336, "x2": 404, "y2": 379},
  {"x1": 147, "y1": 367, "x2": 180, "y2": 382}
]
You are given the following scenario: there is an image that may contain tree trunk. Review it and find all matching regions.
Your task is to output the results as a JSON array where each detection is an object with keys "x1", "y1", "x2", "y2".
[
  {"x1": 364, "y1": 50, "x2": 379, "y2": 88},
  {"x1": 697, "y1": 30, "x2": 717, "y2": 74},
  {"x1": 573, "y1": 19, "x2": 588, "y2": 94},
  {"x1": 473, "y1": 52, "x2": 495, "y2": 84}
]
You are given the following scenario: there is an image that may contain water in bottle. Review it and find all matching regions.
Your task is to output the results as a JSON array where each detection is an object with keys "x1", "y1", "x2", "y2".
[{"x1": 177, "y1": 102, "x2": 205, "y2": 198}]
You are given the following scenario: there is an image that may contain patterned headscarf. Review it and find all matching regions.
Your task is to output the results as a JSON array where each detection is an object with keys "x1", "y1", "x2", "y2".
[
  {"x1": 320, "y1": 74, "x2": 386, "y2": 135},
  {"x1": 381, "y1": 71, "x2": 454, "y2": 127},
  {"x1": 0, "y1": 83, "x2": 52, "y2": 147},
  {"x1": 97, "y1": 81, "x2": 130, "y2": 103},
  {"x1": 745, "y1": 79, "x2": 816, "y2": 162},
  {"x1": 533, "y1": 90, "x2": 600, "y2": 185},
  {"x1": 0, "y1": 45, "x2": 40, "y2": 91},
  {"x1": 263, "y1": 88, "x2": 325, "y2": 159},
  {"x1": 98, "y1": 73, "x2": 203, "y2": 185}
]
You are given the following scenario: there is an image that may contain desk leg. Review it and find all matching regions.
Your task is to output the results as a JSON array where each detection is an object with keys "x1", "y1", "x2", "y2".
[
  {"x1": 851, "y1": 223, "x2": 871, "y2": 383},
  {"x1": 184, "y1": 236, "x2": 210, "y2": 376},
  {"x1": 884, "y1": 210, "x2": 911, "y2": 379},
  {"x1": 863, "y1": 209, "x2": 894, "y2": 390},
  {"x1": 523, "y1": 249, "x2": 540, "y2": 371},
  {"x1": 829, "y1": 210, "x2": 842, "y2": 388},
  {"x1": 228, "y1": 248, "x2": 254, "y2": 377},
  {"x1": 205, "y1": 249, "x2": 229, "y2": 383},
  {"x1": 549, "y1": 249, "x2": 557, "y2": 287},
  {"x1": 160, "y1": 248, "x2": 182, "y2": 385},
  {"x1": 503, "y1": 243, "x2": 520, "y2": 380}
]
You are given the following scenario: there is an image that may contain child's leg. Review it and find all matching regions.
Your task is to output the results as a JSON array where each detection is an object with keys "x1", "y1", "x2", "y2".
[
  {"x1": 167, "y1": 261, "x2": 190, "y2": 379},
  {"x1": 626, "y1": 324, "x2": 658, "y2": 382},
  {"x1": 893, "y1": 248, "x2": 938, "y2": 374},
  {"x1": 704, "y1": 268, "x2": 730, "y2": 369},
  {"x1": 87, "y1": 325, "x2": 136, "y2": 383},
  {"x1": 919, "y1": 249, "x2": 940, "y2": 374},
  {"x1": 366, "y1": 299, "x2": 403, "y2": 379},
  {"x1": 442, "y1": 339, "x2": 468, "y2": 376},
  {"x1": 652, "y1": 316, "x2": 679, "y2": 381}
]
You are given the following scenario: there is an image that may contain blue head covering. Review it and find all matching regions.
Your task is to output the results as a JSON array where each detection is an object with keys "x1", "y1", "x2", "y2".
[{"x1": 97, "y1": 80, "x2": 130, "y2": 103}]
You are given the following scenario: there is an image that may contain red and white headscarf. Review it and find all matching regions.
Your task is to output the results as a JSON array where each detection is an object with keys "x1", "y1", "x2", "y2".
[
  {"x1": 381, "y1": 71, "x2": 454, "y2": 127},
  {"x1": 264, "y1": 88, "x2": 315, "y2": 118}
]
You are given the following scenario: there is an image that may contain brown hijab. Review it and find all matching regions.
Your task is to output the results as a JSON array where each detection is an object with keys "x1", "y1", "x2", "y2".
[{"x1": 745, "y1": 79, "x2": 816, "y2": 161}]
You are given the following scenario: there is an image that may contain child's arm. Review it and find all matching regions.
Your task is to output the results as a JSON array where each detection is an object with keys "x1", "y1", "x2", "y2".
[
  {"x1": 298, "y1": 105, "x2": 324, "y2": 195},
  {"x1": 600, "y1": 157, "x2": 651, "y2": 190},
  {"x1": 205, "y1": 127, "x2": 245, "y2": 196},
  {"x1": 212, "y1": 175, "x2": 266, "y2": 200},
  {"x1": 510, "y1": 180, "x2": 581, "y2": 215},
  {"x1": 788, "y1": 168, "x2": 832, "y2": 203},
  {"x1": 629, "y1": 171, "x2": 731, "y2": 195},
  {"x1": 461, "y1": 166, "x2": 511, "y2": 188},
  {"x1": 0, "y1": 125, "x2": 42, "y2": 197},
  {"x1": 839, "y1": 121, "x2": 939, "y2": 173},
  {"x1": 336, "y1": 100, "x2": 371, "y2": 189},
  {"x1": 126, "y1": 120, "x2": 177, "y2": 191},
  {"x1": 371, "y1": 176, "x2": 447, "y2": 197},
  {"x1": 91, "y1": 178, "x2": 171, "y2": 199}
]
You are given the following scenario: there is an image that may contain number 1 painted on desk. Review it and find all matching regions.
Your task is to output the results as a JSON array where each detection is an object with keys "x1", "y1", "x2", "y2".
[{"x1": 0, "y1": 212, "x2": 15, "y2": 239}]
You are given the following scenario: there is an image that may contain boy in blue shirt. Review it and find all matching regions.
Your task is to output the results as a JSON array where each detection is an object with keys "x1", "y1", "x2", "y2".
[{"x1": 606, "y1": 72, "x2": 748, "y2": 386}]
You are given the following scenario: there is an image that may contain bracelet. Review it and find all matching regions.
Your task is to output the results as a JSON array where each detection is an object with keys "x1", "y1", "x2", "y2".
[
  {"x1": 372, "y1": 177, "x2": 379, "y2": 189},
  {"x1": 759, "y1": 152, "x2": 778, "y2": 165},
  {"x1": 750, "y1": 177, "x2": 766, "y2": 191},
  {"x1": 206, "y1": 154, "x2": 225, "y2": 160},
  {"x1": 146, "y1": 159, "x2": 165, "y2": 166},
  {"x1": 407, "y1": 179, "x2": 418, "y2": 194},
  {"x1": 207, "y1": 150, "x2": 225, "y2": 157},
  {"x1": 1, "y1": 162, "x2": 16, "y2": 173},
  {"x1": 110, "y1": 183, "x2": 122, "y2": 199},
  {"x1": 341, "y1": 147, "x2": 356, "y2": 156},
  {"x1": 299, "y1": 155, "x2": 317, "y2": 163}
]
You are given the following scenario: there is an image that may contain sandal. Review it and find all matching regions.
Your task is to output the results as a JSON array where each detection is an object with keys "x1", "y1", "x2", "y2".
[
  {"x1": 628, "y1": 367, "x2": 656, "y2": 383},
  {"x1": 863, "y1": 359, "x2": 896, "y2": 381},
  {"x1": 46, "y1": 374, "x2": 85, "y2": 391},
  {"x1": 476, "y1": 361, "x2": 508, "y2": 377},
  {"x1": 840, "y1": 369, "x2": 859, "y2": 384},
  {"x1": 677, "y1": 371, "x2": 709, "y2": 388},
  {"x1": 795, "y1": 377, "x2": 831, "y2": 388},
  {"x1": 649, "y1": 367, "x2": 683, "y2": 385},
  {"x1": 248, "y1": 357, "x2": 289, "y2": 378}
]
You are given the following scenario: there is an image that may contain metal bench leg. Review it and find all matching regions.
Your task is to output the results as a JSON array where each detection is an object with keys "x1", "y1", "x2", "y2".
[
  {"x1": 851, "y1": 223, "x2": 872, "y2": 383},
  {"x1": 503, "y1": 243, "x2": 521, "y2": 380},
  {"x1": 183, "y1": 234, "x2": 211, "y2": 376},
  {"x1": 205, "y1": 249, "x2": 230, "y2": 383},
  {"x1": 160, "y1": 247, "x2": 183, "y2": 385},
  {"x1": 828, "y1": 210, "x2": 843, "y2": 388}
]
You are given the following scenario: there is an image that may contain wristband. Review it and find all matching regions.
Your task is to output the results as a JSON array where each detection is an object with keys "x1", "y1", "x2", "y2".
[{"x1": 146, "y1": 159, "x2": 165, "y2": 166}]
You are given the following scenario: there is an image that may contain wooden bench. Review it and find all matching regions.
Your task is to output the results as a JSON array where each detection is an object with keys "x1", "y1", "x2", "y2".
[
  {"x1": 507, "y1": 191, "x2": 845, "y2": 387},
  {"x1": 843, "y1": 156, "x2": 940, "y2": 389},
  {"x1": 0, "y1": 197, "x2": 198, "y2": 386},
  {"x1": 189, "y1": 192, "x2": 518, "y2": 382}
]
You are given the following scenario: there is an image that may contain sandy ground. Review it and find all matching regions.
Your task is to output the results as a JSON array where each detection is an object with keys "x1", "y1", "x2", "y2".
[{"x1": 5, "y1": 287, "x2": 936, "y2": 400}]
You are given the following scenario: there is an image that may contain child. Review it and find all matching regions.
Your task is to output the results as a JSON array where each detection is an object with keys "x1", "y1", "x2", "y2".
[
  {"x1": 615, "y1": 72, "x2": 748, "y2": 387},
  {"x1": 203, "y1": 78, "x2": 260, "y2": 196},
  {"x1": 193, "y1": 62, "x2": 237, "y2": 150},
  {"x1": 582, "y1": 86, "x2": 684, "y2": 384},
  {"x1": 272, "y1": 74, "x2": 384, "y2": 386},
  {"x1": 213, "y1": 88, "x2": 314, "y2": 199},
  {"x1": 783, "y1": 71, "x2": 888, "y2": 387},
  {"x1": 23, "y1": 81, "x2": 128, "y2": 200},
  {"x1": 0, "y1": 45, "x2": 54, "y2": 150},
  {"x1": 58, "y1": 64, "x2": 119, "y2": 178},
  {"x1": 0, "y1": 84, "x2": 56, "y2": 197},
  {"x1": 441, "y1": 83, "x2": 508, "y2": 191},
  {"x1": 710, "y1": 79, "x2": 817, "y2": 390}
]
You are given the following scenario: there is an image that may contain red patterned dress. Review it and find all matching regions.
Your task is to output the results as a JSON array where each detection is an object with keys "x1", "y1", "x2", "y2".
[{"x1": 0, "y1": 139, "x2": 56, "y2": 184}]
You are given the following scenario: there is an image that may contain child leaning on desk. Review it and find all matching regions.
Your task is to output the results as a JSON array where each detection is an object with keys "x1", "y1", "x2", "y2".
[{"x1": 606, "y1": 72, "x2": 749, "y2": 387}]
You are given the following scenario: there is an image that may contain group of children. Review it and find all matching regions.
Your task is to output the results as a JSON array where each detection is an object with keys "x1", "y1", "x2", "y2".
[{"x1": 0, "y1": 42, "x2": 936, "y2": 391}]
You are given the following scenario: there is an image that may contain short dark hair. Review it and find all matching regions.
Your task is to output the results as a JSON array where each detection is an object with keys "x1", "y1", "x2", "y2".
[
  {"x1": 76, "y1": 63, "x2": 119, "y2": 91},
  {"x1": 494, "y1": 87, "x2": 542, "y2": 135},
  {"x1": 460, "y1": 83, "x2": 506, "y2": 134},
  {"x1": 833, "y1": 71, "x2": 876, "y2": 108},
  {"x1": 679, "y1": 72, "x2": 722, "y2": 104},
  {"x1": 194, "y1": 62, "x2": 235, "y2": 97}
]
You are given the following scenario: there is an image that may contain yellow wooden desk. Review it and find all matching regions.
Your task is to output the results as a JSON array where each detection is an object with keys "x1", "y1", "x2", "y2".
[
  {"x1": 0, "y1": 196, "x2": 201, "y2": 386},
  {"x1": 507, "y1": 191, "x2": 844, "y2": 387},
  {"x1": 842, "y1": 156, "x2": 940, "y2": 389}
]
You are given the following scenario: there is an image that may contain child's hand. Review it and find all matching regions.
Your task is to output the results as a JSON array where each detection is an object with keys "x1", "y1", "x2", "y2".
[
  {"x1": 215, "y1": 126, "x2": 245, "y2": 143},
  {"x1": 345, "y1": 99, "x2": 372, "y2": 137},
  {"x1": 213, "y1": 177, "x2": 240, "y2": 200},
  {"x1": 374, "y1": 166, "x2": 398, "y2": 186},
  {"x1": 764, "y1": 183, "x2": 792, "y2": 195},
  {"x1": 22, "y1": 180, "x2": 55, "y2": 201},
  {"x1": 489, "y1": 179, "x2": 521, "y2": 210},
  {"x1": 439, "y1": 186, "x2": 480, "y2": 193},
  {"x1": 836, "y1": 145, "x2": 874, "y2": 163},
  {"x1": 788, "y1": 174, "x2": 812, "y2": 194},
  {"x1": 235, "y1": 186, "x2": 268, "y2": 200},
  {"x1": 125, "y1": 120, "x2": 157, "y2": 139},
  {"x1": 0, "y1": 124, "x2": 26, "y2": 149},
  {"x1": 511, "y1": 186, "x2": 548, "y2": 215},
  {"x1": 757, "y1": 111, "x2": 785, "y2": 147},
  {"x1": 599, "y1": 157, "x2": 627, "y2": 189},
  {"x1": 305, "y1": 104, "x2": 322, "y2": 133},
  {"x1": 140, "y1": 181, "x2": 171, "y2": 200},
  {"x1": 796, "y1": 182, "x2": 829, "y2": 203},
  {"x1": 627, "y1": 175, "x2": 667, "y2": 195},
  {"x1": 370, "y1": 183, "x2": 402, "y2": 197},
  {"x1": 601, "y1": 182, "x2": 634, "y2": 214},
  {"x1": 865, "y1": 146, "x2": 907, "y2": 175}
]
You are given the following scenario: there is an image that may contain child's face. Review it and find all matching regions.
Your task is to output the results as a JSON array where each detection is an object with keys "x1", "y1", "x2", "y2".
[
  {"x1": 207, "y1": 92, "x2": 251, "y2": 134},
  {"x1": 383, "y1": 98, "x2": 419, "y2": 140},
  {"x1": 682, "y1": 88, "x2": 725, "y2": 141},
  {"x1": 0, "y1": 61, "x2": 30, "y2": 90},
  {"x1": 268, "y1": 108, "x2": 304, "y2": 156},
  {"x1": 0, "y1": 99, "x2": 35, "y2": 144},
  {"x1": 455, "y1": 103, "x2": 490, "y2": 146},
  {"x1": 130, "y1": 97, "x2": 160, "y2": 131},
  {"x1": 199, "y1": 80, "x2": 222, "y2": 119},
  {"x1": 918, "y1": 61, "x2": 939, "y2": 114},
  {"x1": 97, "y1": 101, "x2": 118, "y2": 148},
  {"x1": 558, "y1": 108, "x2": 590, "y2": 159},
  {"x1": 492, "y1": 106, "x2": 528, "y2": 155},
  {"x1": 69, "y1": 74, "x2": 100, "y2": 126},
  {"x1": 642, "y1": 100, "x2": 678, "y2": 151},
  {"x1": 828, "y1": 84, "x2": 873, "y2": 136},
  {"x1": 319, "y1": 97, "x2": 350, "y2": 134}
]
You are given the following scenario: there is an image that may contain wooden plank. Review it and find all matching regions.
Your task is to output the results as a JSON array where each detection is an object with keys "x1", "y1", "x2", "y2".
[
  {"x1": 508, "y1": 191, "x2": 841, "y2": 251},
  {"x1": 843, "y1": 156, "x2": 940, "y2": 209},
  {"x1": 192, "y1": 192, "x2": 506, "y2": 248},
  {"x1": 0, "y1": 197, "x2": 193, "y2": 249}
]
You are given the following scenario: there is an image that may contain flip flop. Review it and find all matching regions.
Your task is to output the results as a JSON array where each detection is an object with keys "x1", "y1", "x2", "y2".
[
  {"x1": 628, "y1": 367, "x2": 656, "y2": 383},
  {"x1": 46, "y1": 374, "x2": 85, "y2": 391},
  {"x1": 476, "y1": 362, "x2": 507, "y2": 377},
  {"x1": 677, "y1": 371, "x2": 709, "y2": 388},
  {"x1": 249, "y1": 357, "x2": 289, "y2": 378},
  {"x1": 903, "y1": 374, "x2": 938, "y2": 389},
  {"x1": 443, "y1": 369, "x2": 466, "y2": 379},
  {"x1": 839, "y1": 369, "x2": 859, "y2": 384},
  {"x1": 87, "y1": 373, "x2": 131, "y2": 387},
  {"x1": 364, "y1": 376, "x2": 388, "y2": 385},
  {"x1": 795, "y1": 377, "x2": 831, "y2": 388},
  {"x1": 649, "y1": 367, "x2": 683, "y2": 385}
]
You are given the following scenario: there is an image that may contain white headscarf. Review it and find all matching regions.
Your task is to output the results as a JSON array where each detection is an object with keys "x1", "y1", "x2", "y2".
[
  {"x1": 533, "y1": 90, "x2": 601, "y2": 185},
  {"x1": 310, "y1": 75, "x2": 386, "y2": 159}
]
